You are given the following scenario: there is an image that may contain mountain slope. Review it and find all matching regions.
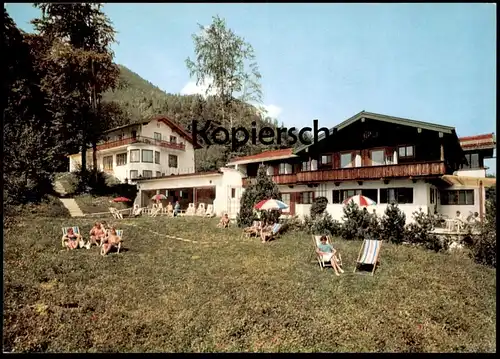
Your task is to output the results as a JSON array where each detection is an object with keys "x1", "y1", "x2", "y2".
[{"x1": 102, "y1": 65, "x2": 284, "y2": 170}]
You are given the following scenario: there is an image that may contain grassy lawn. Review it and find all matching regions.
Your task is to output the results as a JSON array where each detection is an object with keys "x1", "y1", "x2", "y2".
[{"x1": 3, "y1": 216, "x2": 496, "y2": 352}]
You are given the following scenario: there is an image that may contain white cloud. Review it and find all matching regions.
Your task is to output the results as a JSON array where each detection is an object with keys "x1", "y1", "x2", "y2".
[
  {"x1": 180, "y1": 78, "x2": 216, "y2": 97},
  {"x1": 180, "y1": 80, "x2": 283, "y2": 119},
  {"x1": 259, "y1": 104, "x2": 283, "y2": 119}
]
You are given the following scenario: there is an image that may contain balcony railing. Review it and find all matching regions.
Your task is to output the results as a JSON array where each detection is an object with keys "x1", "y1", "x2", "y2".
[
  {"x1": 296, "y1": 161, "x2": 446, "y2": 182},
  {"x1": 242, "y1": 161, "x2": 446, "y2": 186},
  {"x1": 96, "y1": 136, "x2": 185, "y2": 151}
]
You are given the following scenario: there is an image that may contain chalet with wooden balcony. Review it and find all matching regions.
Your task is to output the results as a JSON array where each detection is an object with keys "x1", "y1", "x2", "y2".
[
  {"x1": 67, "y1": 116, "x2": 199, "y2": 183},
  {"x1": 227, "y1": 111, "x2": 496, "y2": 223}
]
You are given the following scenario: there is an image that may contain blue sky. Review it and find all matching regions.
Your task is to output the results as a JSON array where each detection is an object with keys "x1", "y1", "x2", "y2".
[{"x1": 6, "y1": 3, "x2": 496, "y2": 172}]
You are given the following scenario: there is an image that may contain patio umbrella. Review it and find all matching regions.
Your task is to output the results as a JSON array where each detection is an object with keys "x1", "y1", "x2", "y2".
[
  {"x1": 151, "y1": 193, "x2": 167, "y2": 201},
  {"x1": 113, "y1": 197, "x2": 132, "y2": 202},
  {"x1": 254, "y1": 199, "x2": 289, "y2": 211},
  {"x1": 342, "y1": 194, "x2": 376, "y2": 207}
]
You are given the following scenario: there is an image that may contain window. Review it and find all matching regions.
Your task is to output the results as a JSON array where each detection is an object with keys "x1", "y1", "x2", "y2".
[
  {"x1": 463, "y1": 153, "x2": 480, "y2": 169},
  {"x1": 361, "y1": 189, "x2": 378, "y2": 203},
  {"x1": 340, "y1": 153, "x2": 352, "y2": 168},
  {"x1": 142, "y1": 149, "x2": 153, "y2": 163},
  {"x1": 143, "y1": 170, "x2": 153, "y2": 178},
  {"x1": 371, "y1": 150, "x2": 385, "y2": 166},
  {"x1": 315, "y1": 183, "x2": 328, "y2": 198},
  {"x1": 170, "y1": 135, "x2": 177, "y2": 143},
  {"x1": 430, "y1": 188, "x2": 436, "y2": 204},
  {"x1": 103, "y1": 156, "x2": 113, "y2": 170},
  {"x1": 130, "y1": 170, "x2": 138, "y2": 179},
  {"x1": 302, "y1": 161, "x2": 311, "y2": 171},
  {"x1": 398, "y1": 145, "x2": 414, "y2": 158},
  {"x1": 380, "y1": 188, "x2": 414, "y2": 204},
  {"x1": 169, "y1": 154, "x2": 178, "y2": 168},
  {"x1": 299, "y1": 192, "x2": 314, "y2": 204},
  {"x1": 156, "y1": 171, "x2": 161, "y2": 177},
  {"x1": 154, "y1": 132, "x2": 162, "y2": 141},
  {"x1": 231, "y1": 188, "x2": 236, "y2": 198},
  {"x1": 116, "y1": 153, "x2": 127, "y2": 166},
  {"x1": 332, "y1": 189, "x2": 361, "y2": 204},
  {"x1": 130, "y1": 149, "x2": 140, "y2": 163},
  {"x1": 320, "y1": 155, "x2": 332, "y2": 166},
  {"x1": 440, "y1": 190, "x2": 474, "y2": 205},
  {"x1": 155, "y1": 151, "x2": 160, "y2": 164}
]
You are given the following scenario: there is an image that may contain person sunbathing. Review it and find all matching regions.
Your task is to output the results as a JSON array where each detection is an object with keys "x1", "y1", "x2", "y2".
[
  {"x1": 101, "y1": 227, "x2": 122, "y2": 256},
  {"x1": 217, "y1": 213, "x2": 230, "y2": 228},
  {"x1": 63, "y1": 227, "x2": 82, "y2": 250},
  {"x1": 89, "y1": 222, "x2": 106, "y2": 246},
  {"x1": 316, "y1": 236, "x2": 344, "y2": 276}
]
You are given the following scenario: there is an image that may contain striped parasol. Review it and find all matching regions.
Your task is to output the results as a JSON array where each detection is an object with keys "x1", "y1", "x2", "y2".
[
  {"x1": 342, "y1": 194, "x2": 377, "y2": 207},
  {"x1": 254, "y1": 199, "x2": 289, "y2": 211},
  {"x1": 151, "y1": 194, "x2": 167, "y2": 201}
]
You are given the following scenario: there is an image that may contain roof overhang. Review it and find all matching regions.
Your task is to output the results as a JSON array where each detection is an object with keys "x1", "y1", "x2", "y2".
[
  {"x1": 227, "y1": 154, "x2": 298, "y2": 166},
  {"x1": 440, "y1": 175, "x2": 496, "y2": 188},
  {"x1": 295, "y1": 110, "x2": 456, "y2": 153},
  {"x1": 134, "y1": 171, "x2": 222, "y2": 182}
]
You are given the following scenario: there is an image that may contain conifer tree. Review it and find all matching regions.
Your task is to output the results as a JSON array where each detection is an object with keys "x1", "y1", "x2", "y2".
[{"x1": 236, "y1": 165, "x2": 281, "y2": 227}]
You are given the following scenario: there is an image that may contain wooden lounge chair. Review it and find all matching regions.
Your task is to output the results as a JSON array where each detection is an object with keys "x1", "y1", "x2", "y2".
[
  {"x1": 205, "y1": 204, "x2": 215, "y2": 218},
  {"x1": 185, "y1": 203, "x2": 196, "y2": 216},
  {"x1": 353, "y1": 239, "x2": 383, "y2": 276},
  {"x1": 311, "y1": 235, "x2": 342, "y2": 271},
  {"x1": 196, "y1": 203, "x2": 206, "y2": 216},
  {"x1": 100, "y1": 229, "x2": 123, "y2": 255},
  {"x1": 260, "y1": 223, "x2": 283, "y2": 242},
  {"x1": 61, "y1": 226, "x2": 85, "y2": 249},
  {"x1": 150, "y1": 207, "x2": 161, "y2": 217}
]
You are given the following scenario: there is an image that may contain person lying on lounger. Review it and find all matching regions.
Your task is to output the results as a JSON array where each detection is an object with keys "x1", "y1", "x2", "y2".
[
  {"x1": 89, "y1": 222, "x2": 106, "y2": 246},
  {"x1": 217, "y1": 213, "x2": 230, "y2": 228},
  {"x1": 101, "y1": 227, "x2": 122, "y2": 256},
  {"x1": 316, "y1": 236, "x2": 344, "y2": 276},
  {"x1": 63, "y1": 227, "x2": 82, "y2": 250}
]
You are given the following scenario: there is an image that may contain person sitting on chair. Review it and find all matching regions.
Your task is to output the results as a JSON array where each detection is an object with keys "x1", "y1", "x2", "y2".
[
  {"x1": 217, "y1": 213, "x2": 230, "y2": 228},
  {"x1": 173, "y1": 201, "x2": 181, "y2": 217},
  {"x1": 101, "y1": 227, "x2": 122, "y2": 256},
  {"x1": 63, "y1": 228, "x2": 82, "y2": 250},
  {"x1": 89, "y1": 222, "x2": 106, "y2": 247},
  {"x1": 316, "y1": 236, "x2": 343, "y2": 276}
]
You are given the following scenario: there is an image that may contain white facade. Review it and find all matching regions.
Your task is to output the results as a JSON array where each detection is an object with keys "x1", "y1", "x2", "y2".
[
  {"x1": 68, "y1": 118, "x2": 196, "y2": 183},
  {"x1": 134, "y1": 167, "x2": 244, "y2": 217}
]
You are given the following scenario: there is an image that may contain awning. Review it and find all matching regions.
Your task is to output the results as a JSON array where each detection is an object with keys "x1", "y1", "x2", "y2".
[{"x1": 441, "y1": 175, "x2": 496, "y2": 188}]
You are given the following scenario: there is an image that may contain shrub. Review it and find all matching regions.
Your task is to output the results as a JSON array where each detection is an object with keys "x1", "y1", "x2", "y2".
[
  {"x1": 470, "y1": 185, "x2": 496, "y2": 267},
  {"x1": 236, "y1": 165, "x2": 281, "y2": 228},
  {"x1": 340, "y1": 202, "x2": 370, "y2": 240},
  {"x1": 404, "y1": 208, "x2": 447, "y2": 252},
  {"x1": 304, "y1": 212, "x2": 341, "y2": 237},
  {"x1": 380, "y1": 203, "x2": 406, "y2": 244},
  {"x1": 310, "y1": 196, "x2": 328, "y2": 219}
]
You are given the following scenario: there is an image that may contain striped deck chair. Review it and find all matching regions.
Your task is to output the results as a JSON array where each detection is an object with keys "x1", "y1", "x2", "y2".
[
  {"x1": 312, "y1": 235, "x2": 342, "y2": 270},
  {"x1": 61, "y1": 226, "x2": 85, "y2": 249},
  {"x1": 100, "y1": 229, "x2": 123, "y2": 255},
  {"x1": 353, "y1": 239, "x2": 383, "y2": 276},
  {"x1": 260, "y1": 223, "x2": 283, "y2": 242},
  {"x1": 150, "y1": 207, "x2": 161, "y2": 217}
]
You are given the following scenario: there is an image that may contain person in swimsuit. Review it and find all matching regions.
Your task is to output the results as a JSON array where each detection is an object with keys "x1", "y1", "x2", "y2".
[
  {"x1": 89, "y1": 222, "x2": 106, "y2": 246},
  {"x1": 101, "y1": 227, "x2": 122, "y2": 256},
  {"x1": 217, "y1": 213, "x2": 230, "y2": 228},
  {"x1": 63, "y1": 227, "x2": 82, "y2": 250}
]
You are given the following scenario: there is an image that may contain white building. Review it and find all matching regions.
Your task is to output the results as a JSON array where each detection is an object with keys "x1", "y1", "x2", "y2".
[
  {"x1": 67, "y1": 116, "x2": 198, "y2": 183},
  {"x1": 226, "y1": 112, "x2": 496, "y2": 224}
]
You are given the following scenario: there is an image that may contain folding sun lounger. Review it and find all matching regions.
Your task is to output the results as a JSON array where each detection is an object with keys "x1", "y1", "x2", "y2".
[{"x1": 353, "y1": 239, "x2": 383, "y2": 276}]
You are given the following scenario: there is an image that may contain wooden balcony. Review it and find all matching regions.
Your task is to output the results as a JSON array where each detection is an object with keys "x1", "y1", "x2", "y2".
[
  {"x1": 296, "y1": 161, "x2": 446, "y2": 183},
  {"x1": 242, "y1": 161, "x2": 446, "y2": 186},
  {"x1": 96, "y1": 136, "x2": 185, "y2": 151}
]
